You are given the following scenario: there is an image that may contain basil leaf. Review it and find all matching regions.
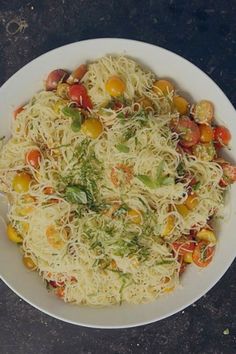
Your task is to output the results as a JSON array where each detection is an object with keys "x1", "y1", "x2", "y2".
[
  {"x1": 65, "y1": 185, "x2": 88, "y2": 204},
  {"x1": 115, "y1": 144, "x2": 130, "y2": 153},
  {"x1": 136, "y1": 175, "x2": 156, "y2": 189},
  {"x1": 192, "y1": 181, "x2": 201, "y2": 190},
  {"x1": 62, "y1": 107, "x2": 82, "y2": 132},
  {"x1": 161, "y1": 177, "x2": 175, "y2": 186}
]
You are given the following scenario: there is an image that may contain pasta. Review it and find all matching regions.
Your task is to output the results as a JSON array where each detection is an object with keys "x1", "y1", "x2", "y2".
[{"x1": 0, "y1": 55, "x2": 234, "y2": 306}]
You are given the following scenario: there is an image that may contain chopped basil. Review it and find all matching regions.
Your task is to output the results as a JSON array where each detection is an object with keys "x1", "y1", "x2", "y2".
[
  {"x1": 136, "y1": 175, "x2": 156, "y2": 189},
  {"x1": 137, "y1": 161, "x2": 174, "y2": 189},
  {"x1": 65, "y1": 185, "x2": 88, "y2": 204},
  {"x1": 192, "y1": 181, "x2": 201, "y2": 190},
  {"x1": 115, "y1": 143, "x2": 130, "y2": 153}
]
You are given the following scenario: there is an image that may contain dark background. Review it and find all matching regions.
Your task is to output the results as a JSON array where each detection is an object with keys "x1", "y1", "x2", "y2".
[{"x1": 0, "y1": 1, "x2": 236, "y2": 353}]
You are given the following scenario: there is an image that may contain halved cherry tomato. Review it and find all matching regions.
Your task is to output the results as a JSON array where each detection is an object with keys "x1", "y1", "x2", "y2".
[
  {"x1": 172, "y1": 240, "x2": 195, "y2": 255},
  {"x1": 153, "y1": 79, "x2": 174, "y2": 96},
  {"x1": 174, "y1": 116, "x2": 200, "y2": 148},
  {"x1": 23, "y1": 256, "x2": 37, "y2": 270},
  {"x1": 193, "y1": 100, "x2": 214, "y2": 124},
  {"x1": 14, "y1": 106, "x2": 24, "y2": 119},
  {"x1": 199, "y1": 124, "x2": 214, "y2": 143},
  {"x1": 12, "y1": 172, "x2": 32, "y2": 193},
  {"x1": 192, "y1": 241, "x2": 214, "y2": 267},
  {"x1": 49, "y1": 280, "x2": 65, "y2": 288},
  {"x1": 68, "y1": 84, "x2": 93, "y2": 109},
  {"x1": 214, "y1": 126, "x2": 231, "y2": 148},
  {"x1": 127, "y1": 209, "x2": 142, "y2": 224},
  {"x1": 220, "y1": 163, "x2": 236, "y2": 186},
  {"x1": 67, "y1": 64, "x2": 87, "y2": 84},
  {"x1": 111, "y1": 164, "x2": 133, "y2": 187},
  {"x1": 55, "y1": 287, "x2": 65, "y2": 298},
  {"x1": 25, "y1": 149, "x2": 42, "y2": 168},
  {"x1": 45, "y1": 69, "x2": 68, "y2": 91},
  {"x1": 185, "y1": 192, "x2": 199, "y2": 210},
  {"x1": 43, "y1": 186, "x2": 55, "y2": 195},
  {"x1": 105, "y1": 76, "x2": 126, "y2": 97},
  {"x1": 192, "y1": 142, "x2": 216, "y2": 161}
]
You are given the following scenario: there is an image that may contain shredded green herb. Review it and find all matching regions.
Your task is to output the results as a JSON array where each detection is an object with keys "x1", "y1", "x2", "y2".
[{"x1": 115, "y1": 143, "x2": 130, "y2": 153}]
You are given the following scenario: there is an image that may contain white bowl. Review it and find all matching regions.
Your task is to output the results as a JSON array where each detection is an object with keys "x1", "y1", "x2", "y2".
[{"x1": 0, "y1": 38, "x2": 236, "y2": 329}]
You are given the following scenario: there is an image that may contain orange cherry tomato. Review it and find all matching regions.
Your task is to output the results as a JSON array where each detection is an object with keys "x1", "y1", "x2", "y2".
[
  {"x1": 110, "y1": 164, "x2": 133, "y2": 187},
  {"x1": 193, "y1": 100, "x2": 214, "y2": 124},
  {"x1": 67, "y1": 64, "x2": 87, "y2": 84},
  {"x1": 25, "y1": 149, "x2": 42, "y2": 168},
  {"x1": 172, "y1": 240, "x2": 195, "y2": 256},
  {"x1": 192, "y1": 241, "x2": 214, "y2": 267},
  {"x1": 68, "y1": 84, "x2": 93, "y2": 109},
  {"x1": 199, "y1": 124, "x2": 214, "y2": 143},
  {"x1": 55, "y1": 287, "x2": 65, "y2": 298},
  {"x1": 153, "y1": 79, "x2": 174, "y2": 96},
  {"x1": 173, "y1": 96, "x2": 189, "y2": 115},
  {"x1": 174, "y1": 116, "x2": 200, "y2": 148},
  {"x1": 214, "y1": 126, "x2": 231, "y2": 148},
  {"x1": 14, "y1": 106, "x2": 25, "y2": 119}
]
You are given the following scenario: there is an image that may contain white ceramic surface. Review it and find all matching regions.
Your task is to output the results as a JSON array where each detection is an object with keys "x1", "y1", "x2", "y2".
[{"x1": 0, "y1": 38, "x2": 235, "y2": 329}]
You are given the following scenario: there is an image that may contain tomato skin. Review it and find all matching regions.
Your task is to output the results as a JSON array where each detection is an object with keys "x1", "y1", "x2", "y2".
[
  {"x1": 172, "y1": 240, "x2": 195, "y2": 255},
  {"x1": 174, "y1": 116, "x2": 200, "y2": 148},
  {"x1": 214, "y1": 126, "x2": 231, "y2": 148},
  {"x1": 14, "y1": 106, "x2": 24, "y2": 119},
  {"x1": 46, "y1": 69, "x2": 68, "y2": 91},
  {"x1": 221, "y1": 164, "x2": 236, "y2": 186},
  {"x1": 25, "y1": 149, "x2": 42, "y2": 168},
  {"x1": 68, "y1": 84, "x2": 93, "y2": 109},
  {"x1": 49, "y1": 280, "x2": 65, "y2": 288},
  {"x1": 192, "y1": 241, "x2": 214, "y2": 267},
  {"x1": 43, "y1": 186, "x2": 55, "y2": 195}
]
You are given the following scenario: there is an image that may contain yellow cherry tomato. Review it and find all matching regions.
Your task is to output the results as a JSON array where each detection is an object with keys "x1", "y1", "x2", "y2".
[
  {"x1": 162, "y1": 215, "x2": 175, "y2": 236},
  {"x1": 127, "y1": 209, "x2": 142, "y2": 224},
  {"x1": 183, "y1": 252, "x2": 193, "y2": 263},
  {"x1": 105, "y1": 76, "x2": 126, "y2": 97},
  {"x1": 185, "y1": 193, "x2": 199, "y2": 210},
  {"x1": 7, "y1": 224, "x2": 22, "y2": 243},
  {"x1": 173, "y1": 96, "x2": 189, "y2": 115},
  {"x1": 81, "y1": 118, "x2": 103, "y2": 139},
  {"x1": 23, "y1": 256, "x2": 37, "y2": 270},
  {"x1": 153, "y1": 79, "x2": 174, "y2": 96},
  {"x1": 46, "y1": 225, "x2": 66, "y2": 250},
  {"x1": 196, "y1": 229, "x2": 216, "y2": 244},
  {"x1": 194, "y1": 100, "x2": 214, "y2": 124},
  {"x1": 137, "y1": 97, "x2": 153, "y2": 111},
  {"x1": 12, "y1": 172, "x2": 32, "y2": 193},
  {"x1": 175, "y1": 204, "x2": 190, "y2": 217}
]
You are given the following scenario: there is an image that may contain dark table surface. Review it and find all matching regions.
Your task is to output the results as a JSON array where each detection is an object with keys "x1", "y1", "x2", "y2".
[{"x1": 0, "y1": 1, "x2": 236, "y2": 353}]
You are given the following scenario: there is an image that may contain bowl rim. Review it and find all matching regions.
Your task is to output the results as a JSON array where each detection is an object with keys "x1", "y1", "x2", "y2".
[{"x1": 0, "y1": 37, "x2": 235, "y2": 329}]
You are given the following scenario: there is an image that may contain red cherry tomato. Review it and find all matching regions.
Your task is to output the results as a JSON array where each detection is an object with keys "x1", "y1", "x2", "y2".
[
  {"x1": 49, "y1": 280, "x2": 65, "y2": 288},
  {"x1": 45, "y1": 69, "x2": 68, "y2": 91},
  {"x1": 221, "y1": 163, "x2": 236, "y2": 186},
  {"x1": 172, "y1": 240, "x2": 195, "y2": 255},
  {"x1": 68, "y1": 84, "x2": 93, "y2": 109},
  {"x1": 192, "y1": 241, "x2": 214, "y2": 267},
  {"x1": 25, "y1": 149, "x2": 42, "y2": 168},
  {"x1": 214, "y1": 126, "x2": 231, "y2": 148},
  {"x1": 174, "y1": 116, "x2": 200, "y2": 148}
]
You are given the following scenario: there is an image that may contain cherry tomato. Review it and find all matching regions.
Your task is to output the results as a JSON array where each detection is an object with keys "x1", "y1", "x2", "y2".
[
  {"x1": 153, "y1": 79, "x2": 174, "y2": 96},
  {"x1": 193, "y1": 100, "x2": 214, "y2": 124},
  {"x1": 25, "y1": 149, "x2": 42, "y2": 168},
  {"x1": 192, "y1": 142, "x2": 216, "y2": 161},
  {"x1": 185, "y1": 192, "x2": 199, "y2": 210},
  {"x1": 49, "y1": 280, "x2": 65, "y2": 288},
  {"x1": 127, "y1": 209, "x2": 142, "y2": 224},
  {"x1": 45, "y1": 69, "x2": 68, "y2": 91},
  {"x1": 68, "y1": 84, "x2": 93, "y2": 109},
  {"x1": 14, "y1": 106, "x2": 24, "y2": 119},
  {"x1": 67, "y1": 64, "x2": 87, "y2": 84},
  {"x1": 56, "y1": 83, "x2": 70, "y2": 99},
  {"x1": 105, "y1": 76, "x2": 126, "y2": 97},
  {"x1": 178, "y1": 255, "x2": 187, "y2": 274},
  {"x1": 43, "y1": 186, "x2": 55, "y2": 195},
  {"x1": 221, "y1": 163, "x2": 236, "y2": 186},
  {"x1": 23, "y1": 256, "x2": 37, "y2": 270},
  {"x1": 192, "y1": 241, "x2": 214, "y2": 267},
  {"x1": 175, "y1": 116, "x2": 200, "y2": 148},
  {"x1": 172, "y1": 240, "x2": 195, "y2": 255},
  {"x1": 7, "y1": 224, "x2": 22, "y2": 243},
  {"x1": 111, "y1": 164, "x2": 133, "y2": 187},
  {"x1": 12, "y1": 172, "x2": 32, "y2": 193},
  {"x1": 173, "y1": 96, "x2": 189, "y2": 115},
  {"x1": 214, "y1": 126, "x2": 231, "y2": 148},
  {"x1": 81, "y1": 118, "x2": 103, "y2": 139},
  {"x1": 199, "y1": 124, "x2": 214, "y2": 143},
  {"x1": 55, "y1": 287, "x2": 65, "y2": 298}
]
